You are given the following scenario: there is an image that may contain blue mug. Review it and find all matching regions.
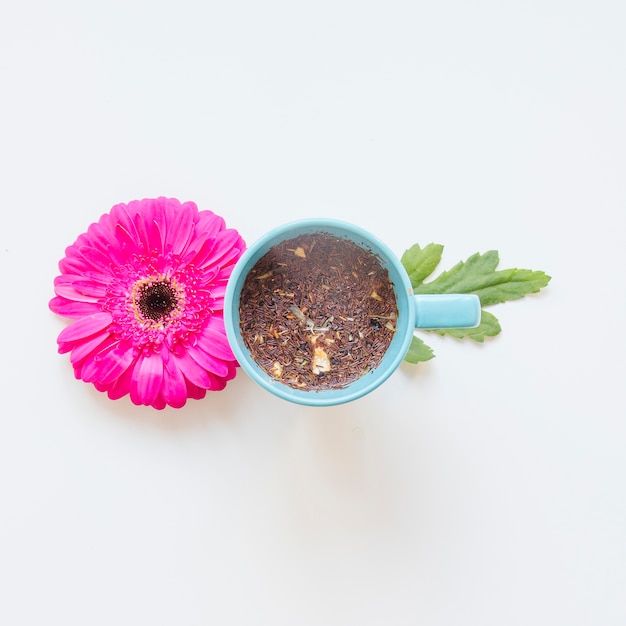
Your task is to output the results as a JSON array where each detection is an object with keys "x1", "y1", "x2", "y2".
[{"x1": 224, "y1": 219, "x2": 480, "y2": 406}]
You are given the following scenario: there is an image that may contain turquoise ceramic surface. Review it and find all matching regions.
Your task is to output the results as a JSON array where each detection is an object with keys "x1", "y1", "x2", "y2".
[{"x1": 224, "y1": 219, "x2": 480, "y2": 406}]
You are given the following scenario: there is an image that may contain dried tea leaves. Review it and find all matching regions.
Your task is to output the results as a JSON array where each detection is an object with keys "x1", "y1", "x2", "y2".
[{"x1": 238, "y1": 232, "x2": 398, "y2": 391}]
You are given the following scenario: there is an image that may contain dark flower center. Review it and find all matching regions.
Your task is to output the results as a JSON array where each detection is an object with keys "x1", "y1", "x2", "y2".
[{"x1": 138, "y1": 281, "x2": 178, "y2": 321}]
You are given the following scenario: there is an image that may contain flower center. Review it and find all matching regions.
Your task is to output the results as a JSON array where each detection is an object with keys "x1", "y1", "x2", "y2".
[
  {"x1": 106, "y1": 257, "x2": 215, "y2": 352},
  {"x1": 137, "y1": 281, "x2": 178, "y2": 321}
]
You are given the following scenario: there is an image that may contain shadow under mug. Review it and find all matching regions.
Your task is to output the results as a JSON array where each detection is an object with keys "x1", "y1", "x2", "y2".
[{"x1": 224, "y1": 219, "x2": 480, "y2": 406}]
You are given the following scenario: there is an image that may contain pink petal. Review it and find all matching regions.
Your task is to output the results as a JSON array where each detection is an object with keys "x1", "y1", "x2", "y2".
[
  {"x1": 54, "y1": 283, "x2": 100, "y2": 303},
  {"x1": 78, "y1": 246, "x2": 115, "y2": 272},
  {"x1": 55, "y1": 274, "x2": 109, "y2": 298},
  {"x1": 187, "y1": 229, "x2": 243, "y2": 269},
  {"x1": 152, "y1": 395, "x2": 167, "y2": 410},
  {"x1": 111, "y1": 203, "x2": 141, "y2": 253},
  {"x1": 150, "y1": 198, "x2": 168, "y2": 247},
  {"x1": 95, "y1": 210, "x2": 115, "y2": 236},
  {"x1": 166, "y1": 202, "x2": 195, "y2": 255},
  {"x1": 197, "y1": 315, "x2": 235, "y2": 360},
  {"x1": 161, "y1": 352, "x2": 188, "y2": 408},
  {"x1": 192, "y1": 210, "x2": 225, "y2": 240},
  {"x1": 58, "y1": 253, "x2": 86, "y2": 275},
  {"x1": 185, "y1": 236, "x2": 216, "y2": 267},
  {"x1": 70, "y1": 333, "x2": 113, "y2": 366},
  {"x1": 92, "y1": 379, "x2": 108, "y2": 392},
  {"x1": 81, "y1": 343, "x2": 135, "y2": 386},
  {"x1": 71, "y1": 279, "x2": 108, "y2": 297},
  {"x1": 132, "y1": 211, "x2": 151, "y2": 253},
  {"x1": 170, "y1": 351, "x2": 214, "y2": 389},
  {"x1": 130, "y1": 352, "x2": 163, "y2": 406},
  {"x1": 58, "y1": 245, "x2": 113, "y2": 276},
  {"x1": 208, "y1": 283, "x2": 227, "y2": 305},
  {"x1": 150, "y1": 218, "x2": 165, "y2": 255},
  {"x1": 113, "y1": 224, "x2": 137, "y2": 255},
  {"x1": 207, "y1": 371, "x2": 227, "y2": 391},
  {"x1": 107, "y1": 360, "x2": 136, "y2": 400},
  {"x1": 209, "y1": 242, "x2": 244, "y2": 270},
  {"x1": 187, "y1": 345, "x2": 230, "y2": 378},
  {"x1": 57, "y1": 312, "x2": 113, "y2": 347},
  {"x1": 218, "y1": 250, "x2": 245, "y2": 273},
  {"x1": 152, "y1": 197, "x2": 176, "y2": 253},
  {"x1": 132, "y1": 203, "x2": 163, "y2": 255},
  {"x1": 86, "y1": 219, "x2": 126, "y2": 265},
  {"x1": 185, "y1": 379, "x2": 208, "y2": 400},
  {"x1": 72, "y1": 335, "x2": 118, "y2": 380},
  {"x1": 49, "y1": 297, "x2": 101, "y2": 318}
]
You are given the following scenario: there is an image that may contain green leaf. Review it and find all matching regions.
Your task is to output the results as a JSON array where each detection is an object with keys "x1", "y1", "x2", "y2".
[
  {"x1": 413, "y1": 250, "x2": 551, "y2": 306},
  {"x1": 404, "y1": 335, "x2": 436, "y2": 363},
  {"x1": 427, "y1": 309, "x2": 501, "y2": 342},
  {"x1": 401, "y1": 242, "x2": 550, "y2": 363},
  {"x1": 400, "y1": 243, "x2": 444, "y2": 288}
]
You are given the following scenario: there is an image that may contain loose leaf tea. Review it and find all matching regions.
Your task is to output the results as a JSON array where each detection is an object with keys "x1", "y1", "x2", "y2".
[{"x1": 238, "y1": 232, "x2": 398, "y2": 391}]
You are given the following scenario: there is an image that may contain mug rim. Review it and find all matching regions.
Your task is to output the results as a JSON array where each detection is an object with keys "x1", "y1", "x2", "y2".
[{"x1": 224, "y1": 218, "x2": 415, "y2": 406}]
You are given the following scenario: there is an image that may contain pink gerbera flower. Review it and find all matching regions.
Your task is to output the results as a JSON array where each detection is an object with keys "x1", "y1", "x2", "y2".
[{"x1": 49, "y1": 197, "x2": 246, "y2": 409}]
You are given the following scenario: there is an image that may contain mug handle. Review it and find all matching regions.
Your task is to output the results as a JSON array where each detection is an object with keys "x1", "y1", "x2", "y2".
[{"x1": 414, "y1": 294, "x2": 481, "y2": 329}]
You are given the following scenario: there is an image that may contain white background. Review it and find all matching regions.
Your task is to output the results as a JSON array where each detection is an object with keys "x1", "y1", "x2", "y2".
[{"x1": 1, "y1": 1, "x2": 625, "y2": 624}]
